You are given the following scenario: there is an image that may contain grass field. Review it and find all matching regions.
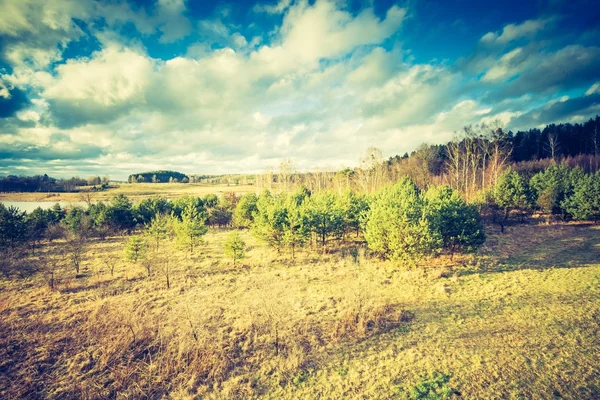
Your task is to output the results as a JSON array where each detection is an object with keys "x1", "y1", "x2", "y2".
[
  {"x1": 0, "y1": 182, "x2": 257, "y2": 203},
  {"x1": 1, "y1": 222, "x2": 599, "y2": 399}
]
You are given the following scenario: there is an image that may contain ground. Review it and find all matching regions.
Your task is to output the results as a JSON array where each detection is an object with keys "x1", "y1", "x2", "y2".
[
  {"x1": 0, "y1": 222, "x2": 599, "y2": 399},
  {"x1": 0, "y1": 182, "x2": 257, "y2": 202}
]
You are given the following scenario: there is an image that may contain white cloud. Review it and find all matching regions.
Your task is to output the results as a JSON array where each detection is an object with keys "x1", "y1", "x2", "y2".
[
  {"x1": 156, "y1": 0, "x2": 192, "y2": 43},
  {"x1": 585, "y1": 82, "x2": 600, "y2": 96},
  {"x1": 0, "y1": 81, "x2": 9, "y2": 98},
  {"x1": 480, "y1": 17, "x2": 553, "y2": 46},
  {"x1": 42, "y1": 45, "x2": 154, "y2": 127},
  {"x1": 1, "y1": 1, "x2": 598, "y2": 178},
  {"x1": 253, "y1": 0, "x2": 293, "y2": 14},
  {"x1": 481, "y1": 47, "x2": 525, "y2": 82}
]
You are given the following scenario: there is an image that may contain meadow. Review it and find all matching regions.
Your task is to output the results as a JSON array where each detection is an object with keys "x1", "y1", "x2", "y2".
[
  {"x1": 1, "y1": 220, "x2": 599, "y2": 399},
  {"x1": 0, "y1": 182, "x2": 256, "y2": 203}
]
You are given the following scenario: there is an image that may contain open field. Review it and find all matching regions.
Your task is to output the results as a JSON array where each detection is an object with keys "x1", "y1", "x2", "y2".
[
  {"x1": 1, "y1": 222, "x2": 600, "y2": 399},
  {"x1": 0, "y1": 183, "x2": 257, "y2": 203}
]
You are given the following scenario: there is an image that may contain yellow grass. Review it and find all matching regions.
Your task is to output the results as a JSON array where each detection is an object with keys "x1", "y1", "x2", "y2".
[
  {"x1": 1, "y1": 223, "x2": 599, "y2": 399},
  {"x1": 0, "y1": 182, "x2": 257, "y2": 202}
]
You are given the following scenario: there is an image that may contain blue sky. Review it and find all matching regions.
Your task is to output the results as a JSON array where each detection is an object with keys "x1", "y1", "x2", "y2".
[{"x1": 0, "y1": 0, "x2": 599, "y2": 179}]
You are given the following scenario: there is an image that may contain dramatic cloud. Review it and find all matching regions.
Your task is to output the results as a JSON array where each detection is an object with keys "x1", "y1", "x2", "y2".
[{"x1": 0, "y1": 0, "x2": 598, "y2": 178}]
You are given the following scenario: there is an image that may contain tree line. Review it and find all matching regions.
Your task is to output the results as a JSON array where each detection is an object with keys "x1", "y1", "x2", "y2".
[
  {"x1": 2, "y1": 161, "x2": 599, "y2": 274},
  {"x1": 128, "y1": 170, "x2": 189, "y2": 183},
  {"x1": 0, "y1": 174, "x2": 94, "y2": 193},
  {"x1": 249, "y1": 115, "x2": 600, "y2": 197}
]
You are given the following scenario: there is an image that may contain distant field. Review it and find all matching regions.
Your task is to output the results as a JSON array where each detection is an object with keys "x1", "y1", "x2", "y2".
[
  {"x1": 0, "y1": 182, "x2": 257, "y2": 202},
  {"x1": 1, "y1": 222, "x2": 599, "y2": 398}
]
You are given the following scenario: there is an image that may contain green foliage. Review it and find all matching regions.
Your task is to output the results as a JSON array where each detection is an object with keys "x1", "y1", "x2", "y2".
[
  {"x1": 202, "y1": 193, "x2": 219, "y2": 208},
  {"x1": 135, "y1": 197, "x2": 172, "y2": 225},
  {"x1": 251, "y1": 190, "x2": 312, "y2": 256},
  {"x1": 48, "y1": 203, "x2": 66, "y2": 225},
  {"x1": 124, "y1": 236, "x2": 147, "y2": 263},
  {"x1": 403, "y1": 372, "x2": 456, "y2": 400},
  {"x1": 25, "y1": 207, "x2": 49, "y2": 250},
  {"x1": 562, "y1": 172, "x2": 600, "y2": 221},
  {"x1": 145, "y1": 214, "x2": 172, "y2": 251},
  {"x1": 171, "y1": 196, "x2": 205, "y2": 221},
  {"x1": 172, "y1": 206, "x2": 208, "y2": 254},
  {"x1": 64, "y1": 207, "x2": 92, "y2": 237},
  {"x1": 337, "y1": 190, "x2": 369, "y2": 237},
  {"x1": 251, "y1": 191, "x2": 288, "y2": 252},
  {"x1": 106, "y1": 194, "x2": 136, "y2": 231},
  {"x1": 223, "y1": 231, "x2": 246, "y2": 265},
  {"x1": 364, "y1": 178, "x2": 440, "y2": 261},
  {"x1": 530, "y1": 164, "x2": 575, "y2": 215},
  {"x1": 305, "y1": 191, "x2": 345, "y2": 247},
  {"x1": 425, "y1": 186, "x2": 486, "y2": 256},
  {"x1": 128, "y1": 170, "x2": 188, "y2": 184},
  {"x1": 233, "y1": 193, "x2": 258, "y2": 228},
  {"x1": 207, "y1": 206, "x2": 233, "y2": 227},
  {"x1": 87, "y1": 202, "x2": 111, "y2": 239},
  {"x1": 282, "y1": 195, "x2": 310, "y2": 257},
  {"x1": 0, "y1": 204, "x2": 27, "y2": 249},
  {"x1": 492, "y1": 169, "x2": 533, "y2": 230}
]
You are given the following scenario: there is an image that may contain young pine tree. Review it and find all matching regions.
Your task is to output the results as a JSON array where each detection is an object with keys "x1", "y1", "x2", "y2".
[
  {"x1": 425, "y1": 185, "x2": 486, "y2": 259},
  {"x1": 492, "y1": 169, "x2": 533, "y2": 232},
  {"x1": 364, "y1": 178, "x2": 440, "y2": 261},
  {"x1": 145, "y1": 214, "x2": 171, "y2": 251},
  {"x1": 173, "y1": 206, "x2": 208, "y2": 254},
  {"x1": 224, "y1": 231, "x2": 246, "y2": 266},
  {"x1": 125, "y1": 236, "x2": 147, "y2": 263}
]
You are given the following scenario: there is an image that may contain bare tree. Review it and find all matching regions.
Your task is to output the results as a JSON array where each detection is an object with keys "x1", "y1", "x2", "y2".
[
  {"x1": 489, "y1": 127, "x2": 512, "y2": 187},
  {"x1": 39, "y1": 255, "x2": 62, "y2": 290},
  {"x1": 103, "y1": 254, "x2": 118, "y2": 277},
  {"x1": 67, "y1": 235, "x2": 86, "y2": 274},
  {"x1": 159, "y1": 258, "x2": 171, "y2": 289},
  {"x1": 278, "y1": 159, "x2": 295, "y2": 193},
  {"x1": 355, "y1": 147, "x2": 385, "y2": 193},
  {"x1": 547, "y1": 131, "x2": 560, "y2": 161},
  {"x1": 79, "y1": 190, "x2": 97, "y2": 208}
]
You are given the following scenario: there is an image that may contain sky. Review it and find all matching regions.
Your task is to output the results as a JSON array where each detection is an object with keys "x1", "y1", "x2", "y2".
[{"x1": 0, "y1": 0, "x2": 599, "y2": 180}]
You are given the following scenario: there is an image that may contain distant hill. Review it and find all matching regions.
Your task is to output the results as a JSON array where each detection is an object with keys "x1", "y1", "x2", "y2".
[{"x1": 128, "y1": 170, "x2": 189, "y2": 183}]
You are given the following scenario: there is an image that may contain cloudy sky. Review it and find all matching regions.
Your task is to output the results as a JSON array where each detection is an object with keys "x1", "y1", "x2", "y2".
[{"x1": 0, "y1": 0, "x2": 599, "y2": 179}]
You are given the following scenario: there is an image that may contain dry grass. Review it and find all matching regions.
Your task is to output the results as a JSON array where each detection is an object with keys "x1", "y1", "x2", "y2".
[
  {"x1": 0, "y1": 182, "x2": 256, "y2": 202},
  {"x1": 1, "y1": 223, "x2": 599, "y2": 399}
]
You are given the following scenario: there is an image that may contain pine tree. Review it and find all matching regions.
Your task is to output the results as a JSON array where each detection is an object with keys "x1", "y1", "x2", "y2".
[
  {"x1": 224, "y1": 231, "x2": 246, "y2": 266},
  {"x1": 251, "y1": 191, "x2": 287, "y2": 252},
  {"x1": 125, "y1": 236, "x2": 147, "y2": 263},
  {"x1": 563, "y1": 172, "x2": 600, "y2": 221},
  {"x1": 145, "y1": 214, "x2": 171, "y2": 251},
  {"x1": 173, "y1": 206, "x2": 208, "y2": 254},
  {"x1": 425, "y1": 185, "x2": 486, "y2": 258},
  {"x1": 493, "y1": 169, "x2": 533, "y2": 232},
  {"x1": 364, "y1": 178, "x2": 440, "y2": 261},
  {"x1": 305, "y1": 191, "x2": 345, "y2": 248},
  {"x1": 282, "y1": 196, "x2": 310, "y2": 258}
]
